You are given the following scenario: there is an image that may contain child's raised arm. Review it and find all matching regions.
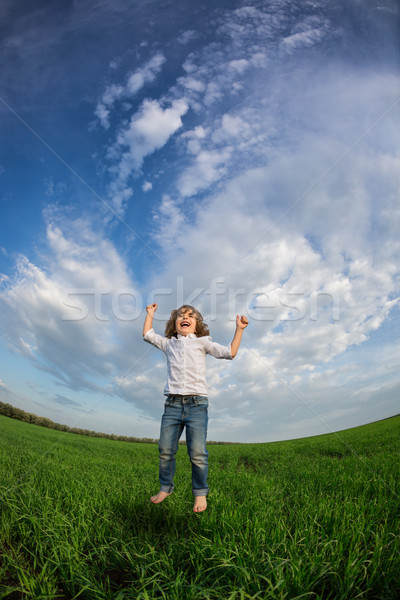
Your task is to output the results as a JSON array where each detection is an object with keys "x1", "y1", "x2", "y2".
[
  {"x1": 143, "y1": 303, "x2": 158, "y2": 336},
  {"x1": 231, "y1": 315, "x2": 249, "y2": 358}
]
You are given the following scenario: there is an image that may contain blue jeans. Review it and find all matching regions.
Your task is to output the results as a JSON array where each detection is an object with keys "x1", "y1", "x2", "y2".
[{"x1": 158, "y1": 395, "x2": 209, "y2": 497}]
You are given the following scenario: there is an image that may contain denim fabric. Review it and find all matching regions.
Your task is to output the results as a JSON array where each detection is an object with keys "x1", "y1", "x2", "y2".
[{"x1": 158, "y1": 395, "x2": 209, "y2": 496}]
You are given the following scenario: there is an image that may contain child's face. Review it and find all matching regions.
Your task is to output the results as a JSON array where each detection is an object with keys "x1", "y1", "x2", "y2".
[{"x1": 175, "y1": 309, "x2": 197, "y2": 336}]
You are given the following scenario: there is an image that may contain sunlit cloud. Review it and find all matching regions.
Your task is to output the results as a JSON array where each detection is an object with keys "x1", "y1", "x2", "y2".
[{"x1": 95, "y1": 52, "x2": 166, "y2": 129}]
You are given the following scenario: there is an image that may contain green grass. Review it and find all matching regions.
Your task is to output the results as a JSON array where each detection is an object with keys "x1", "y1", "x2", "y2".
[{"x1": 0, "y1": 414, "x2": 399, "y2": 600}]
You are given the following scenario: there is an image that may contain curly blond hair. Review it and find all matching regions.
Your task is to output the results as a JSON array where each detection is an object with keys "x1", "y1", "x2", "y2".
[{"x1": 165, "y1": 305, "x2": 210, "y2": 338}]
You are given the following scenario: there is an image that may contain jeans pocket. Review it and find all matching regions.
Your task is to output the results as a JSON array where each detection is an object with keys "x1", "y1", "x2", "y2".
[{"x1": 195, "y1": 397, "x2": 208, "y2": 409}]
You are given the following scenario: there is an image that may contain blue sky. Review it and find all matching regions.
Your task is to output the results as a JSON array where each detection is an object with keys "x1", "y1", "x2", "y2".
[{"x1": 0, "y1": 0, "x2": 399, "y2": 442}]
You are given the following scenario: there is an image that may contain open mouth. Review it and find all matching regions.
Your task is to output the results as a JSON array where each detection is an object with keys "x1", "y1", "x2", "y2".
[{"x1": 180, "y1": 321, "x2": 190, "y2": 328}]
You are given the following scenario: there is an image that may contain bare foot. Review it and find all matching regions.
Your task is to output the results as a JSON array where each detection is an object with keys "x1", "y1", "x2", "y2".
[
  {"x1": 150, "y1": 491, "x2": 172, "y2": 504},
  {"x1": 193, "y1": 496, "x2": 207, "y2": 513}
]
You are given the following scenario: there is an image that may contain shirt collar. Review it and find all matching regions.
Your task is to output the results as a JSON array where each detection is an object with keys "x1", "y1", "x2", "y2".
[{"x1": 177, "y1": 333, "x2": 197, "y2": 340}]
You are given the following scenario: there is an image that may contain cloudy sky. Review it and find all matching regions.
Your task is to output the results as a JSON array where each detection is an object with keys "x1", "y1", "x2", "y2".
[{"x1": 0, "y1": 0, "x2": 399, "y2": 442}]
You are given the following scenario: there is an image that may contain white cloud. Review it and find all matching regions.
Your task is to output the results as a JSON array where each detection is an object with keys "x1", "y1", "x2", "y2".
[
  {"x1": 126, "y1": 52, "x2": 166, "y2": 94},
  {"x1": 213, "y1": 114, "x2": 251, "y2": 142},
  {"x1": 177, "y1": 148, "x2": 231, "y2": 197},
  {"x1": 0, "y1": 217, "x2": 143, "y2": 392},
  {"x1": 95, "y1": 52, "x2": 166, "y2": 128},
  {"x1": 177, "y1": 29, "x2": 199, "y2": 45},
  {"x1": 181, "y1": 125, "x2": 208, "y2": 154},
  {"x1": 103, "y1": 97, "x2": 188, "y2": 217},
  {"x1": 94, "y1": 102, "x2": 112, "y2": 130},
  {"x1": 95, "y1": 84, "x2": 124, "y2": 128},
  {"x1": 142, "y1": 181, "x2": 152, "y2": 192},
  {"x1": 115, "y1": 98, "x2": 189, "y2": 174},
  {"x1": 280, "y1": 15, "x2": 329, "y2": 54},
  {"x1": 280, "y1": 28, "x2": 325, "y2": 53},
  {"x1": 106, "y1": 181, "x2": 133, "y2": 217},
  {"x1": 152, "y1": 195, "x2": 186, "y2": 251},
  {"x1": 180, "y1": 77, "x2": 205, "y2": 93},
  {"x1": 228, "y1": 58, "x2": 249, "y2": 73}
]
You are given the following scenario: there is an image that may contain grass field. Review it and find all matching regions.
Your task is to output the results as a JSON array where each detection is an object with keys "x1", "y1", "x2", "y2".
[{"x1": 0, "y1": 414, "x2": 399, "y2": 600}]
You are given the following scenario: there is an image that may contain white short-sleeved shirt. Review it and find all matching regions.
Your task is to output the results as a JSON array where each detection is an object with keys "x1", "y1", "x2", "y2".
[{"x1": 143, "y1": 328, "x2": 232, "y2": 396}]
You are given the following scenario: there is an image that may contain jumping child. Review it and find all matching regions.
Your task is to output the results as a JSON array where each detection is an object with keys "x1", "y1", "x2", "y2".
[{"x1": 143, "y1": 303, "x2": 248, "y2": 513}]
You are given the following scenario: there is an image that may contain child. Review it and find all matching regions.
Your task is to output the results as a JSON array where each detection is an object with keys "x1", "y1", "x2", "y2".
[{"x1": 143, "y1": 303, "x2": 248, "y2": 513}]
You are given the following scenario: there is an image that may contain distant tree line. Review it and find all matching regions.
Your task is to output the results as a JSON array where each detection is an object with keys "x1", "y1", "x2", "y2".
[
  {"x1": 0, "y1": 400, "x2": 157, "y2": 443},
  {"x1": 0, "y1": 400, "x2": 234, "y2": 444}
]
